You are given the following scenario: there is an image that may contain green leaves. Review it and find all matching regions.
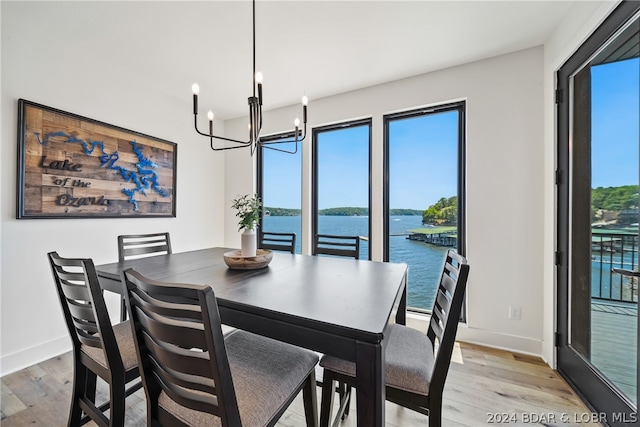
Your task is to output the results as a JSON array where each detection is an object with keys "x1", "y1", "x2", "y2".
[
  {"x1": 422, "y1": 196, "x2": 457, "y2": 226},
  {"x1": 592, "y1": 185, "x2": 638, "y2": 211},
  {"x1": 231, "y1": 194, "x2": 262, "y2": 231},
  {"x1": 591, "y1": 185, "x2": 639, "y2": 223}
]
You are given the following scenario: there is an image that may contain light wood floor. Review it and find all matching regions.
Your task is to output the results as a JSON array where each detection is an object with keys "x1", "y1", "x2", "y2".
[{"x1": 1, "y1": 342, "x2": 599, "y2": 426}]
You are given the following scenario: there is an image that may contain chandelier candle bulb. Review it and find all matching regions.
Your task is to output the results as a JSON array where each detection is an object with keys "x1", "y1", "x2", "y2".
[
  {"x1": 192, "y1": 83, "x2": 199, "y2": 115},
  {"x1": 302, "y1": 96, "x2": 308, "y2": 123},
  {"x1": 208, "y1": 111, "x2": 214, "y2": 135},
  {"x1": 256, "y1": 72, "x2": 263, "y2": 105}
]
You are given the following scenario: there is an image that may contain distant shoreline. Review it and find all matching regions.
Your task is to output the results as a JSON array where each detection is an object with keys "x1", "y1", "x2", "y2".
[{"x1": 264, "y1": 207, "x2": 423, "y2": 216}]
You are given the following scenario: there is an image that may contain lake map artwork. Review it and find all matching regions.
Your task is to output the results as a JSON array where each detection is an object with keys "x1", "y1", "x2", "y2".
[{"x1": 17, "y1": 99, "x2": 177, "y2": 218}]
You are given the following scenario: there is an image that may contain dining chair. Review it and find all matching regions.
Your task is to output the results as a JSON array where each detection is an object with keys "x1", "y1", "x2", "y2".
[
  {"x1": 259, "y1": 231, "x2": 297, "y2": 254},
  {"x1": 47, "y1": 252, "x2": 142, "y2": 427},
  {"x1": 121, "y1": 268, "x2": 320, "y2": 427},
  {"x1": 313, "y1": 234, "x2": 360, "y2": 259},
  {"x1": 312, "y1": 233, "x2": 361, "y2": 415},
  {"x1": 117, "y1": 232, "x2": 172, "y2": 262},
  {"x1": 319, "y1": 249, "x2": 470, "y2": 427},
  {"x1": 116, "y1": 232, "x2": 171, "y2": 321}
]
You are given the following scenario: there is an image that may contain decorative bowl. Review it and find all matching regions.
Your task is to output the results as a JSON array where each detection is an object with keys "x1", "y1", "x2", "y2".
[{"x1": 223, "y1": 249, "x2": 273, "y2": 270}]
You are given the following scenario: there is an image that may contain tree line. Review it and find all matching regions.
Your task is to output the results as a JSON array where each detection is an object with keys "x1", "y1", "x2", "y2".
[
  {"x1": 263, "y1": 207, "x2": 423, "y2": 216},
  {"x1": 591, "y1": 185, "x2": 638, "y2": 222},
  {"x1": 592, "y1": 185, "x2": 638, "y2": 211}
]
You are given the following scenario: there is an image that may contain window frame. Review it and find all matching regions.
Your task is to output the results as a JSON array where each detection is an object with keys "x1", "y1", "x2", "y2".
[
  {"x1": 256, "y1": 131, "x2": 302, "y2": 247},
  {"x1": 382, "y1": 101, "x2": 467, "y2": 314},
  {"x1": 312, "y1": 118, "x2": 373, "y2": 260}
]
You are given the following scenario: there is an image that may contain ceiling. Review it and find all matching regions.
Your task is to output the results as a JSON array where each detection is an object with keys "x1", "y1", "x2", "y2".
[{"x1": 16, "y1": 1, "x2": 586, "y2": 119}]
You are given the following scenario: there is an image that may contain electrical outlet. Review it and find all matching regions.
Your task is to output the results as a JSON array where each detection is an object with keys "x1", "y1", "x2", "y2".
[{"x1": 509, "y1": 305, "x2": 522, "y2": 320}]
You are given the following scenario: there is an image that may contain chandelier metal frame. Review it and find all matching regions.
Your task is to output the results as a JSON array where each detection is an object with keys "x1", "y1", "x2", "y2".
[{"x1": 191, "y1": 0, "x2": 308, "y2": 155}]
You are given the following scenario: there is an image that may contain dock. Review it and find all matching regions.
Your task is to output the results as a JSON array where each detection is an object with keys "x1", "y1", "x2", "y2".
[{"x1": 407, "y1": 226, "x2": 457, "y2": 248}]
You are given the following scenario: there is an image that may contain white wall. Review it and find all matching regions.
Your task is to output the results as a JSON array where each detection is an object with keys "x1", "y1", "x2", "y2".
[
  {"x1": 0, "y1": 2, "x2": 226, "y2": 375},
  {"x1": 226, "y1": 47, "x2": 547, "y2": 355}
]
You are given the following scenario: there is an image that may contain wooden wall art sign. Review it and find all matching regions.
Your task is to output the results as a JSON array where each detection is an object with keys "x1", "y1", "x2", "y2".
[{"x1": 17, "y1": 99, "x2": 177, "y2": 218}]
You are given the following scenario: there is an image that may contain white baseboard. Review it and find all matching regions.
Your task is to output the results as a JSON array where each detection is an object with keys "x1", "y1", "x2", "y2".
[
  {"x1": 406, "y1": 312, "x2": 544, "y2": 360},
  {"x1": 455, "y1": 327, "x2": 543, "y2": 358},
  {"x1": 1, "y1": 335, "x2": 71, "y2": 377}
]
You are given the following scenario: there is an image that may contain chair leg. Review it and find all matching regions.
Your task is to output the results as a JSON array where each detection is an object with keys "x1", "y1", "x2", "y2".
[
  {"x1": 84, "y1": 370, "x2": 97, "y2": 404},
  {"x1": 337, "y1": 382, "x2": 344, "y2": 401},
  {"x1": 319, "y1": 371, "x2": 336, "y2": 427},
  {"x1": 302, "y1": 374, "x2": 318, "y2": 427},
  {"x1": 428, "y1": 400, "x2": 442, "y2": 427},
  {"x1": 342, "y1": 386, "x2": 351, "y2": 419},
  {"x1": 109, "y1": 378, "x2": 126, "y2": 427},
  {"x1": 68, "y1": 363, "x2": 87, "y2": 427},
  {"x1": 336, "y1": 382, "x2": 351, "y2": 420},
  {"x1": 120, "y1": 297, "x2": 127, "y2": 322}
]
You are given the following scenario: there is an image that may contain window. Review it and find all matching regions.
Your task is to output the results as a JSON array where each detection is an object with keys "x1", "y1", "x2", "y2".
[
  {"x1": 312, "y1": 119, "x2": 372, "y2": 260},
  {"x1": 383, "y1": 102, "x2": 466, "y2": 312},
  {"x1": 257, "y1": 133, "x2": 302, "y2": 253}
]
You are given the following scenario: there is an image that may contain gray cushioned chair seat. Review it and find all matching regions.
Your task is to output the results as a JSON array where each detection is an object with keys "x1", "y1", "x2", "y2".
[
  {"x1": 320, "y1": 323, "x2": 434, "y2": 395},
  {"x1": 81, "y1": 320, "x2": 138, "y2": 371},
  {"x1": 159, "y1": 329, "x2": 319, "y2": 427}
]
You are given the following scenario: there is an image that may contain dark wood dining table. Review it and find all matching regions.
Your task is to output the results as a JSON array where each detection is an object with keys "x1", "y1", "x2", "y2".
[{"x1": 95, "y1": 247, "x2": 408, "y2": 427}]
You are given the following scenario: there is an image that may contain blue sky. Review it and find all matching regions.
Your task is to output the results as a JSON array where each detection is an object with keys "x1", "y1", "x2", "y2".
[
  {"x1": 388, "y1": 112, "x2": 458, "y2": 210},
  {"x1": 262, "y1": 141, "x2": 302, "y2": 209},
  {"x1": 316, "y1": 126, "x2": 370, "y2": 209},
  {"x1": 263, "y1": 57, "x2": 639, "y2": 210},
  {"x1": 591, "y1": 57, "x2": 639, "y2": 188},
  {"x1": 263, "y1": 112, "x2": 459, "y2": 211}
]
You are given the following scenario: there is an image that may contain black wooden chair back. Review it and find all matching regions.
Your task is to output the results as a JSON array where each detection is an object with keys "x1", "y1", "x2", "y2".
[
  {"x1": 48, "y1": 252, "x2": 141, "y2": 427},
  {"x1": 314, "y1": 234, "x2": 360, "y2": 259},
  {"x1": 116, "y1": 232, "x2": 172, "y2": 321},
  {"x1": 260, "y1": 231, "x2": 297, "y2": 253},
  {"x1": 427, "y1": 249, "x2": 470, "y2": 399},
  {"x1": 318, "y1": 248, "x2": 469, "y2": 427},
  {"x1": 117, "y1": 232, "x2": 172, "y2": 262},
  {"x1": 121, "y1": 269, "x2": 241, "y2": 425},
  {"x1": 121, "y1": 269, "x2": 319, "y2": 427}
]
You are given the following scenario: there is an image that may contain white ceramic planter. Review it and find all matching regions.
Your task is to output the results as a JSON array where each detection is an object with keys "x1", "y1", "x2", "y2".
[{"x1": 241, "y1": 229, "x2": 257, "y2": 257}]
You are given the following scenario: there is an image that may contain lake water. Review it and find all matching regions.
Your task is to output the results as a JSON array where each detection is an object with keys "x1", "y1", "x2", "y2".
[
  {"x1": 265, "y1": 216, "x2": 637, "y2": 307},
  {"x1": 262, "y1": 215, "x2": 447, "y2": 310}
]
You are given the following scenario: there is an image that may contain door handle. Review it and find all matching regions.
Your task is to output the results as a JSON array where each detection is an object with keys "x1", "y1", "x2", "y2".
[{"x1": 611, "y1": 267, "x2": 640, "y2": 277}]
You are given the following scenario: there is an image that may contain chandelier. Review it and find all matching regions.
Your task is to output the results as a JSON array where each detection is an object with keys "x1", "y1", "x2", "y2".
[{"x1": 191, "y1": 0, "x2": 308, "y2": 155}]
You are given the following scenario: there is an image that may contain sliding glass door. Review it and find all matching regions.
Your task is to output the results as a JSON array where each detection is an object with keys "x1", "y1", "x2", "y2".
[{"x1": 557, "y1": 2, "x2": 639, "y2": 423}]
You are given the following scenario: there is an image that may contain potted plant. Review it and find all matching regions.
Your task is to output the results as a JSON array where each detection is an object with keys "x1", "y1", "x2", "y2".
[{"x1": 231, "y1": 194, "x2": 262, "y2": 256}]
